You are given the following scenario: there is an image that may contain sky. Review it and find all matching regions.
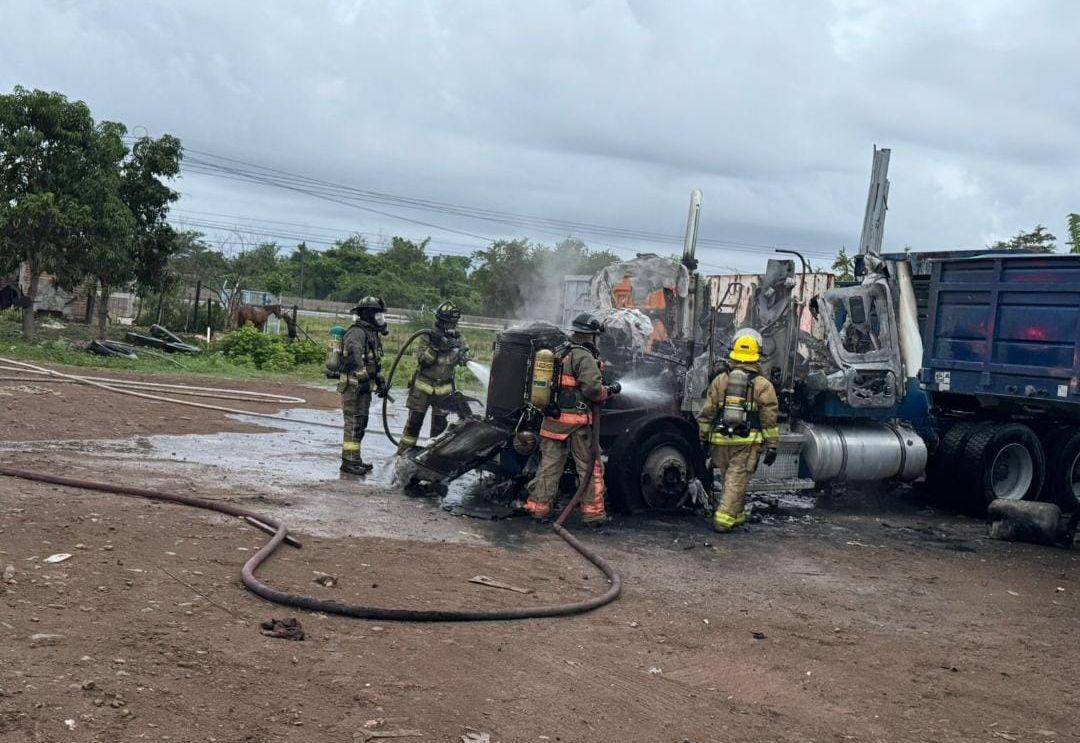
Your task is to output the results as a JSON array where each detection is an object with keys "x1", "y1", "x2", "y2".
[{"x1": 2, "y1": 0, "x2": 1079, "y2": 273}]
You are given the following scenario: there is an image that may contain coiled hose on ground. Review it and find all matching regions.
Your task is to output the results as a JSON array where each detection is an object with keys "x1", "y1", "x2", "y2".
[{"x1": 0, "y1": 404, "x2": 620, "y2": 621}]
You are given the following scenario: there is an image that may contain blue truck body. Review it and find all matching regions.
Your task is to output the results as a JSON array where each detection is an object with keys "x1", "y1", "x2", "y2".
[{"x1": 919, "y1": 253, "x2": 1080, "y2": 419}]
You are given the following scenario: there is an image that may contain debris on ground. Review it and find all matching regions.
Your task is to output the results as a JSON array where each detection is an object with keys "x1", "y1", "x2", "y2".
[
  {"x1": 313, "y1": 572, "x2": 338, "y2": 588},
  {"x1": 359, "y1": 730, "x2": 423, "y2": 741},
  {"x1": 44, "y1": 553, "x2": 72, "y2": 564},
  {"x1": 469, "y1": 575, "x2": 532, "y2": 594},
  {"x1": 30, "y1": 633, "x2": 64, "y2": 647},
  {"x1": 462, "y1": 731, "x2": 492, "y2": 743},
  {"x1": 259, "y1": 617, "x2": 306, "y2": 641},
  {"x1": 988, "y1": 499, "x2": 1076, "y2": 547}
]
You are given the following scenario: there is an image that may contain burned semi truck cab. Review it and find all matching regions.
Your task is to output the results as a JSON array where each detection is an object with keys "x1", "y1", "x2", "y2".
[{"x1": 410, "y1": 318, "x2": 707, "y2": 512}]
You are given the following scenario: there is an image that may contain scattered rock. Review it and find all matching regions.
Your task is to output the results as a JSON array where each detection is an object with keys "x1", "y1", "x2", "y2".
[
  {"x1": 29, "y1": 633, "x2": 64, "y2": 647},
  {"x1": 44, "y1": 553, "x2": 72, "y2": 564},
  {"x1": 81, "y1": 680, "x2": 95, "y2": 691},
  {"x1": 260, "y1": 617, "x2": 305, "y2": 641},
  {"x1": 2, "y1": 565, "x2": 14, "y2": 583},
  {"x1": 313, "y1": 573, "x2": 338, "y2": 588}
]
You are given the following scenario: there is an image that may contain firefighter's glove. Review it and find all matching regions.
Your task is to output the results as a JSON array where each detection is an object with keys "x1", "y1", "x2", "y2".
[
  {"x1": 374, "y1": 374, "x2": 390, "y2": 399},
  {"x1": 763, "y1": 448, "x2": 778, "y2": 466},
  {"x1": 605, "y1": 382, "x2": 622, "y2": 397}
]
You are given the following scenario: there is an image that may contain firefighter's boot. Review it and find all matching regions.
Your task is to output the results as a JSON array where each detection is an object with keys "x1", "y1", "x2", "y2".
[
  {"x1": 397, "y1": 410, "x2": 426, "y2": 455},
  {"x1": 711, "y1": 509, "x2": 747, "y2": 533},
  {"x1": 341, "y1": 459, "x2": 373, "y2": 476}
]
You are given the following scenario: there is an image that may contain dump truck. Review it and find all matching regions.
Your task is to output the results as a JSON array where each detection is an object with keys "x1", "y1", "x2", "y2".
[{"x1": 410, "y1": 159, "x2": 1080, "y2": 517}]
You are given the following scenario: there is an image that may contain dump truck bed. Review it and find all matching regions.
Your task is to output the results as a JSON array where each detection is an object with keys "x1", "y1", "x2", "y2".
[{"x1": 920, "y1": 253, "x2": 1080, "y2": 416}]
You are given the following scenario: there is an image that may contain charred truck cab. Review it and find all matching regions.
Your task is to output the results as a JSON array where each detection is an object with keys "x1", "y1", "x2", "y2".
[{"x1": 409, "y1": 193, "x2": 711, "y2": 511}]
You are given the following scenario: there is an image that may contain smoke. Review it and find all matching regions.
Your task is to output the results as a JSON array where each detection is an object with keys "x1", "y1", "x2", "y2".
[{"x1": 515, "y1": 239, "x2": 614, "y2": 324}]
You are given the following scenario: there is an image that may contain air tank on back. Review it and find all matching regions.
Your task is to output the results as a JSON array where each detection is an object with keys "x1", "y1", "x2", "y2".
[{"x1": 486, "y1": 322, "x2": 567, "y2": 421}]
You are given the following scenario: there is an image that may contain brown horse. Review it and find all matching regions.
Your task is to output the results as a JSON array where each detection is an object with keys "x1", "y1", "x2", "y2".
[{"x1": 233, "y1": 303, "x2": 298, "y2": 338}]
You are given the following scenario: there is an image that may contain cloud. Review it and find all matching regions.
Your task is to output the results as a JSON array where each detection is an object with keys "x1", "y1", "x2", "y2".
[{"x1": 1, "y1": 0, "x2": 1078, "y2": 270}]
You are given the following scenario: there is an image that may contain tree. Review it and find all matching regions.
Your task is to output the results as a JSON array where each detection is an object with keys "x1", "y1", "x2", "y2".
[
  {"x1": 1067, "y1": 214, "x2": 1080, "y2": 255},
  {"x1": 989, "y1": 225, "x2": 1057, "y2": 253},
  {"x1": 0, "y1": 87, "x2": 99, "y2": 338},
  {"x1": 123, "y1": 134, "x2": 183, "y2": 294},
  {"x1": 471, "y1": 239, "x2": 532, "y2": 318},
  {"x1": 80, "y1": 121, "x2": 136, "y2": 337},
  {"x1": 831, "y1": 246, "x2": 855, "y2": 282},
  {"x1": 74, "y1": 127, "x2": 183, "y2": 338}
]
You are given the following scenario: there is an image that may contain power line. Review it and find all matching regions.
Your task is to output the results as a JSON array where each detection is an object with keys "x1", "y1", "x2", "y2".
[{"x1": 174, "y1": 144, "x2": 837, "y2": 260}]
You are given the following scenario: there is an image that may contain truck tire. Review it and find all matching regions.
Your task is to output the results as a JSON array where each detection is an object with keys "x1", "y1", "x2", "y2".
[
  {"x1": 930, "y1": 421, "x2": 980, "y2": 506},
  {"x1": 1041, "y1": 427, "x2": 1080, "y2": 511},
  {"x1": 959, "y1": 423, "x2": 1045, "y2": 513},
  {"x1": 607, "y1": 425, "x2": 703, "y2": 513}
]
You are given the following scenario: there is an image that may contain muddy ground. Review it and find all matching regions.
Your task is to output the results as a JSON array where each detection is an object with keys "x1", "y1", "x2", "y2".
[{"x1": 2, "y1": 371, "x2": 1080, "y2": 742}]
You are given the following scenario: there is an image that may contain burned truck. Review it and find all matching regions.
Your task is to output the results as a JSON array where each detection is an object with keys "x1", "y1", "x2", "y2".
[
  {"x1": 412, "y1": 174, "x2": 1080, "y2": 518},
  {"x1": 410, "y1": 253, "x2": 709, "y2": 511}
]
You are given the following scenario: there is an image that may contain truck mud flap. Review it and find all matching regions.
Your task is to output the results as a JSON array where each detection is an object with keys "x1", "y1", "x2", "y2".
[{"x1": 408, "y1": 418, "x2": 514, "y2": 482}]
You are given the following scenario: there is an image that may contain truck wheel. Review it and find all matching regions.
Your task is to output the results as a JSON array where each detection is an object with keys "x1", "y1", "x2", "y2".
[
  {"x1": 636, "y1": 432, "x2": 696, "y2": 511},
  {"x1": 960, "y1": 423, "x2": 1045, "y2": 512},
  {"x1": 930, "y1": 421, "x2": 980, "y2": 506},
  {"x1": 1042, "y1": 428, "x2": 1080, "y2": 511},
  {"x1": 609, "y1": 428, "x2": 699, "y2": 513}
]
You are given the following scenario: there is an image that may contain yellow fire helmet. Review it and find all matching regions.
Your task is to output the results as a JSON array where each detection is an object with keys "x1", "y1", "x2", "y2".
[{"x1": 729, "y1": 334, "x2": 761, "y2": 363}]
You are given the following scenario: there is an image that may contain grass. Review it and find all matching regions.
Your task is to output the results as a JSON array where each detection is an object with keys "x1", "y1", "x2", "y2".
[{"x1": 0, "y1": 309, "x2": 495, "y2": 390}]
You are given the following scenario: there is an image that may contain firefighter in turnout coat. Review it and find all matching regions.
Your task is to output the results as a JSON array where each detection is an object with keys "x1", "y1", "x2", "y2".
[
  {"x1": 338, "y1": 296, "x2": 390, "y2": 475},
  {"x1": 397, "y1": 301, "x2": 471, "y2": 453},
  {"x1": 524, "y1": 313, "x2": 621, "y2": 525},
  {"x1": 697, "y1": 333, "x2": 780, "y2": 532}
]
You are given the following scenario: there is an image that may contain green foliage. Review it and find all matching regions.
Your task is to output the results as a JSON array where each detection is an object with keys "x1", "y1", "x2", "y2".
[
  {"x1": 217, "y1": 323, "x2": 326, "y2": 371},
  {"x1": 219, "y1": 323, "x2": 288, "y2": 369},
  {"x1": 0, "y1": 86, "x2": 183, "y2": 340},
  {"x1": 0, "y1": 87, "x2": 99, "y2": 337},
  {"x1": 1067, "y1": 214, "x2": 1080, "y2": 255},
  {"x1": 989, "y1": 225, "x2": 1057, "y2": 253},
  {"x1": 831, "y1": 246, "x2": 855, "y2": 282},
  {"x1": 287, "y1": 339, "x2": 325, "y2": 365}
]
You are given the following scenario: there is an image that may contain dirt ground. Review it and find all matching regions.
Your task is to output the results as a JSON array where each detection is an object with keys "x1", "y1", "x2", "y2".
[{"x1": 3, "y1": 371, "x2": 1080, "y2": 742}]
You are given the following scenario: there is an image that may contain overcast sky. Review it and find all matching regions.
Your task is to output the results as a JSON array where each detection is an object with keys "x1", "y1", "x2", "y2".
[{"x1": 2, "y1": 0, "x2": 1078, "y2": 272}]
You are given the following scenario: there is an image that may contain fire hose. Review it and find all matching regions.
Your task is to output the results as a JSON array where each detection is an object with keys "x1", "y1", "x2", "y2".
[
  {"x1": 0, "y1": 404, "x2": 620, "y2": 621},
  {"x1": 380, "y1": 328, "x2": 432, "y2": 448}
]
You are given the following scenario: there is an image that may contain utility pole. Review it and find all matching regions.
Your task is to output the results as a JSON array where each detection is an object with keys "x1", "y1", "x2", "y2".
[{"x1": 297, "y1": 242, "x2": 306, "y2": 310}]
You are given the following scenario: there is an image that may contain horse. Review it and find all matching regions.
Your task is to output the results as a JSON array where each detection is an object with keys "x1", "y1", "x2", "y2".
[{"x1": 233, "y1": 303, "x2": 299, "y2": 338}]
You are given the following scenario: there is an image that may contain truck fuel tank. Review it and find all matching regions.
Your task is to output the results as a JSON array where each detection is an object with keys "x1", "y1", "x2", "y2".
[{"x1": 798, "y1": 421, "x2": 927, "y2": 483}]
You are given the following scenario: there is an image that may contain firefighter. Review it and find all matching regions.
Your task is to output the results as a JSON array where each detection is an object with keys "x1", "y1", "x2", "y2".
[
  {"x1": 524, "y1": 312, "x2": 621, "y2": 525},
  {"x1": 697, "y1": 333, "x2": 780, "y2": 533},
  {"x1": 338, "y1": 296, "x2": 390, "y2": 475},
  {"x1": 397, "y1": 300, "x2": 470, "y2": 454}
]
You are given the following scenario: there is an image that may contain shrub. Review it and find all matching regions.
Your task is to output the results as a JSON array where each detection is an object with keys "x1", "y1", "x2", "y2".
[
  {"x1": 287, "y1": 339, "x2": 325, "y2": 366},
  {"x1": 220, "y1": 323, "x2": 295, "y2": 370}
]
